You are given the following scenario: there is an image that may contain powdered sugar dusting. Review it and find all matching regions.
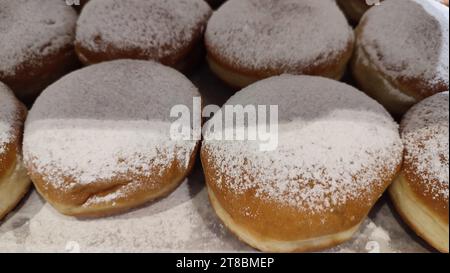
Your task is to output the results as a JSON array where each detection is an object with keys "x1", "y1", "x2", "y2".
[
  {"x1": 205, "y1": 0, "x2": 353, "y2": 72},
  {"x1": 359, "y1": 0, "x2": 449, "y2": 91},
  {"x1": 76, "y1": 0, "x2": 212, "y2": 60},
  {"x1": 23, "y1": 60, "x2": 200, "y2": 192},
  {"x1": 0, "y1": 82, "x2": 19, "y2": 154},
  {"x1": 203, "y1": 75, "x2": 403, "y2": 213},
  {"x1": 0, "y1": 0, "x2": 77, "y2": 77},
  {"x1": 401, "y1": 91, "x2": 449, "y2": 201}
]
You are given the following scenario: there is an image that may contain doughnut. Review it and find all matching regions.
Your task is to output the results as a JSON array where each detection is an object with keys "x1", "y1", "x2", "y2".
[
  {"x1": 352, "y1": 0, "x2": 449, "y2": 117},
  {"x1": 23, "y1": 60, "x2": 200, "y2": 218},
  {"x1": 75, "y1": 0, "x2": 212, "y2": 71},
  {"x1": 389, "y1": 92, "x2": 449, "y2": 253},
  {"x1": 201, "y1": 75, "x2": 403, "y2": 252},
  {"x1": 205, "y1": 0, "x2": 354, "y2": 88},
  {"x1": 0, "y1": 0, "x2": 79, "y2": 105},
  {"x1": 0, "y1": 82, "x2": 31, "y2": 220}
]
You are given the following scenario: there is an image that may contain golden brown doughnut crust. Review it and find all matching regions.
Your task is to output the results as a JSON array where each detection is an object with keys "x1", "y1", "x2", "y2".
[
  {"x1": 202, "y1": 152, "x2": 400, "y2": 247},
  {"x1": 400, "y1": 93, "x2": 449, "y2": 224},
  {"x1": 0, "y1": 91, "x2": 27, "y2": 181},
  {"x1": 402, "y1": 167, "x2": 449, "y2": 225},
  {"x1": 389, "y1": 173, "x2": 449, "y2": 253},
  {"x1": 29, "y1": 147, "x2": 198, "y2": 218},
  {"x1": 1, "y1": 49, "x2": 80, "y2": 106},
  {"x1": 0, "y1": 84, "x2": 30, "y2": 220},
  {"x1": 388, "y1": 92, "x2": 449, "y2": 252},
  {"x1": 206, "y1": 41, "x2": 354, "y2": 88}
]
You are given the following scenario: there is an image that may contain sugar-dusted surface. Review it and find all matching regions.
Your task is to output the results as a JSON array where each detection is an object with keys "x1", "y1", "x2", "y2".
[
  {"x1": 0, "y1": 174, "x2": 432, "y2": 253},
  {"x1": 358, "y1": 0, "x2": 449, "y2": 93},
  {"x1": 23, "y1": 60, "x2": 200, "y2": 193},
  {"x1": 205, "y1": 0, "x2": 353, "y2": 72},
  {"x1": 401, "y1": 92, "x2": 449, "y2": 202},
  {"x1": 76, "y1": 0, "x2": 211, "y2": 60},
  {"x1": 0, "y1": 83, "x2": 18, "y2": 154},
  {"x1": 0, "y1": 61, "x2": 431, "y2": 253},
  {"x1": 0, "y1": 0, "x2": 77, "y2": 77},
  {"x1": 203, "y1": 75, "x2": 403, "y2": 213}
]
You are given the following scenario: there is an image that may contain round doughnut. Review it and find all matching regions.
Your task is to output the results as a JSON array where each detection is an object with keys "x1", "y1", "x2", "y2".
[
  {"x1": 201, "y1": 75, "x2": 403, "y2": 252},
  {"x1": 0, "y1": 82, "x2": 30, "y2": 220},
  {"x1": 23, "y1": 60, "x2": 200, "y2": 218},
  {"x1": 0, "y1": 0, "x2": 79, "y2": 105},
  {"x1": 205, "y1": 0, "x2": 354, "y2": 88},
  {"x1": 75, "y1": 0, "x2": 212, "y2": 71},
  {"x1": 352, "y1": 0, "x2": 449, "y2": 117},
  {"x1": 389, "y1": 92, "x2": 449, "y2": 253}
]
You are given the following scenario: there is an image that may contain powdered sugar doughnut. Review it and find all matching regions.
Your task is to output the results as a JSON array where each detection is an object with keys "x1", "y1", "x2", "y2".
[
  {"x1": 201, "y1": 75, "x2": 403, "y2": 252},
  {"x1": 0, "y1": 82, "x2": 30, "y2": 220},
  {"x1": 389, "y1": 92, "x2": 449, "y2": 253},
  {"x1": 205, "y1": 0, "x2": 354, "y2": 88},
  {"x1": 23, "y1": 60, "x2": 200, "y2": 218},
  {"x1": 352, "y1": 0, "x2": 449, "y2": 116},
  {"x1": 75, "y1": 0, "x2": 212, "y2": 71},
  {"x1": 0, "y1": 0, "x2": 79, "y2": 104}
]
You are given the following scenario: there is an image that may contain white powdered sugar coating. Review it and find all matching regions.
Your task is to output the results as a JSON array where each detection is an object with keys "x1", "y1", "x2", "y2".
[
  {"x1": 205, "y1": 0, "x2": 354, "y2": 72},
  {"x1": 401, "y1": 92, "x2": 449, "y2": 201},
  {"x1": 23, "y1": 60, "x2": 200, "y2": 191},
  {"x1": 0, "y1": 82, "x2": 18, "y2": 154},
  {"x1": 359, "y1": 0, "x2": 449, "y2": 89},
  {"x1": 0, "y1": 0, "x2": 77, "y2": 77},
  {"x1": 203, "y1": 75, "x2": 403, "y2": 213},
  {"x1": 76, "y1": 0, "x2": 212, "y2": 59}
]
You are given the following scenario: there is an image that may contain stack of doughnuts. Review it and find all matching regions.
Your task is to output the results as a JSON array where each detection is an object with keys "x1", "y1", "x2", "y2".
[
  {"x1": 205, "y1": 0, "x2": 354, "y2": 88},
  {"x1": 75, "y1": 0, "x2": 212, "y2": 71},
  {"x1": 201, "y1": 75, "x2": 403, "y2": 252},
  {"x1": 352, "y1": 0, "x2": 449, "y2": 116},
  {"x1": 0, "y1": 83, "x2": 30, "y2": 220},
  {"x1": 0, "y1": 0, "x2": 448, "y2": 253},
  {"x1": 0, "y1": 0, "x2": 79, "y2": 105},
  {"x1": 390, "y1": 92, "x2": 449, "y2": 253},
  {"x1": 23, "y1": 60, "x2": 200, "y2": 217}
]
